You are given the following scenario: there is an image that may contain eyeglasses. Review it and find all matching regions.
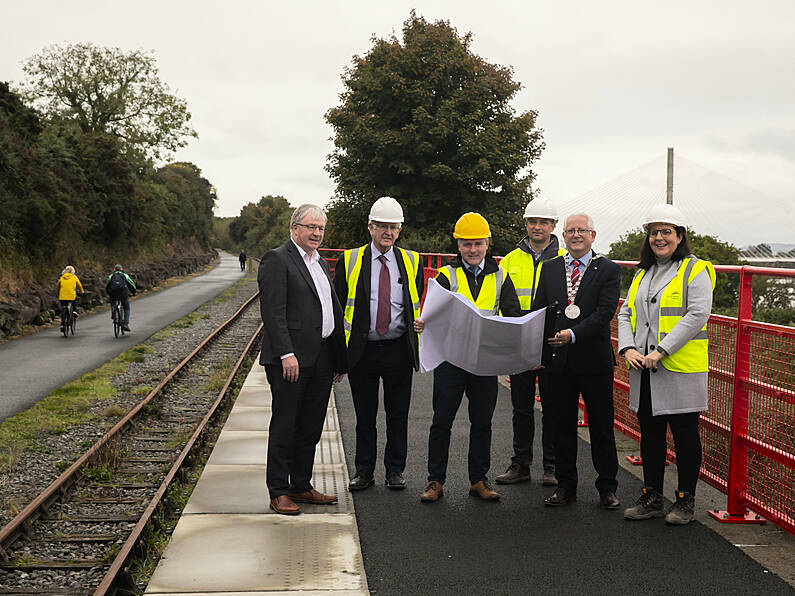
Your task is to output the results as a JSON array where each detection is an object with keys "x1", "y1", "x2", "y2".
[
  {"x1": 294, "y1": 223, "x2": 325, "y2": 233},
  {"x1": 649, "y1": 228, "x2": 675, "y2": 238},
  {"x1": 563, "y1": 228, "x2": 593, "y2": 236},
  {"x1": 372, "y1": 222, "x2": 402, "y2": 232}
]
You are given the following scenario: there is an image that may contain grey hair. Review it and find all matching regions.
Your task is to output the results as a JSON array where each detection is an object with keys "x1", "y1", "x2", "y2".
[
  {"x1": 62, "y1": 265, "x2": 75, "y2": 275},
  {"x1": 564, "y1": 213, "x2": 595, "y2": 231},
  {"x1": 290, "y1": 204, "x2": 327, "y2": 227}
]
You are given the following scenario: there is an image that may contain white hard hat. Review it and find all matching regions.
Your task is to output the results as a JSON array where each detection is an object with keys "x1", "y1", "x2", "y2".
[
  {"x1": 523, "y1": 198, "x2": 558, "y2": 221},
  {"x1": 642, "y1": 204, "x2": 686, "y2": 229},
  {"x1": 368, "y1": 196, "x2": 404, "y2": 223}
]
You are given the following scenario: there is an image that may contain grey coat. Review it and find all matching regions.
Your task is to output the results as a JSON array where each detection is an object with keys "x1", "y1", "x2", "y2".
[{"x1": 617, "y1": 257, "x2": 713, "y2": 415}]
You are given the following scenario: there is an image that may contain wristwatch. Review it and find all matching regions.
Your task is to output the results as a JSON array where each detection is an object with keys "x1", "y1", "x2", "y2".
[{"x1": 655, "y1": 346, "x2": 668, "y2": 356}]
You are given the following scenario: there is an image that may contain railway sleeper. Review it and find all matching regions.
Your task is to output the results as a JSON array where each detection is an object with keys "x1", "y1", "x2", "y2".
[{"x1": 0, "y1": 559, "x2": 104, "y2": 570}]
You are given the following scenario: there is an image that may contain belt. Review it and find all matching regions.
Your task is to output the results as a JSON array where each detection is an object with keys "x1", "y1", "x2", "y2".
[{"x1": 367, "y1": 335, "x2": 404, "y2": 347}]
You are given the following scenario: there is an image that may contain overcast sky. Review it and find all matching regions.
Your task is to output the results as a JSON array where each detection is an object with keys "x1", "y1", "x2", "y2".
[{"x1": 2, "y1": 0, "x2": 793, "y2": 249}]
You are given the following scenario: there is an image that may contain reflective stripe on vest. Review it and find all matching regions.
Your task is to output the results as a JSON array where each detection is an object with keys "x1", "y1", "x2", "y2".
[
  {"x1": 341, "y1": 245, "x2": 422, "y2": 346},
  {"x1": 499, "y1": 247, "x2": 567, "y2": 310},
  {"x1": 626, "y1": 256, "x2": 716, "y2": 373},
  {"x1": 438, "y1": 265, "x2": 503, "y2": 316}
]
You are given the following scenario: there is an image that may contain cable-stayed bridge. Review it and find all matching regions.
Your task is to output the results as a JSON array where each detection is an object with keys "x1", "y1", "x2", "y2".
[{"x1": 553, "y1": 152, "x2": 793, "y2": 259}]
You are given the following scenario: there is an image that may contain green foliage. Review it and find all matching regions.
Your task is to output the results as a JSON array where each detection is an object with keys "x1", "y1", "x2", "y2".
[
  {"x1": 0, "y1": 82, "x2": 215, "y2": 285},
  {"x1": 324, "y1": 12, "x2": 544, "y2": 255},
  {"x1": 16, "y1": 42, "x2": 196, "y2": 161},
  {"x1": 212, "y1": 217, "x2": 235, "y2": 251},
  {"x1": 228, "y1": 195, "x2": 292, "y2": 255}
]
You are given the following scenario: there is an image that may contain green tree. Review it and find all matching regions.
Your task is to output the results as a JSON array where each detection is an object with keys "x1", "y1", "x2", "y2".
[
  {"x1": 607, "y1": 228, "x2": 741, "y2": 313},
  {"x1": 229, "y1": 196, "x2": 292, "y2": 255},
  {"x1": 324, "y1": 12, "x2": 544, "y2": 254},
  {"x1": 16, "y1": 43, "x2": 196, "y2": 161}
]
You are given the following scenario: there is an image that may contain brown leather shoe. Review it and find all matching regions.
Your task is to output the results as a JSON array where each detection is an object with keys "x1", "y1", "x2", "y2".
[
  {"x1": 544, "y1": 487, "x2": 577, "y2": 506},
  {"x1": 495, "y1": 463, "x2": 530, "y2": 484},
  {"x1": 542, "y1": 466, "x2": 558, "y2": 487},
  {"x1": 420, "y1": 480, "x2": 444, "y2": 502},
  {"x1": 600, "y1": 491, "x2": 620, "y2": 510},
  {"x1": 270, "y1": 495, "x2": 300, "y2": 515},
  {"x1": 469, "y1": 480, "x2": 501, "y2": 500},
  {"x1": 288, "y1": 488, "x2": 338, "y2": 505}
]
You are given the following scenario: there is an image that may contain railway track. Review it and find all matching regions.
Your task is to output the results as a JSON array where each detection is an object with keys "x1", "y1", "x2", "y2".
[{"x1": 0, "y1": 291, "x2": 263, "y2": 595}]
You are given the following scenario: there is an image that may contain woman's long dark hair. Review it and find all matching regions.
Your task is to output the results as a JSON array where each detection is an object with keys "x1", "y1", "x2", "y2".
[{"x1": 637, "y1": 226, "x2": 690, "y2": 269}]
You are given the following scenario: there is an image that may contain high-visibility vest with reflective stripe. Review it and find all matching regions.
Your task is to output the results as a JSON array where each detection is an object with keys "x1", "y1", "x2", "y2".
[
  {"x1": 499, "y1": 247, "x2": 567, "y2": 310},
  {"x1": 626, "y1": 256, "x2": 716, "y2": 373},
  {"x1": 341, "y1": 245, "x2": 422, "y2": 346},
  {"x1": 437, "y1": 265, "x2": 503, "y2": 316}
]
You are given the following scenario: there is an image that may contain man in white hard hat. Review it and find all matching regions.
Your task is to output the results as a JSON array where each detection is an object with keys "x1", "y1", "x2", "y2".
[
  {"x1": 496, "y1": 198, "x2": 566, "y2": 487},
  {"x1": 333, "y1": 197, "x2": 425, "y2": 491}
]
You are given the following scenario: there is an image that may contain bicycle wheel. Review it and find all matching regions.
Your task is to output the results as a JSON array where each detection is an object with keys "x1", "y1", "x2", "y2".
[
  {"x1": 62, "y1": 308, "x2": 69, "y2": 337},
  {"x1": 70, "y1": 312, "x2": 76, "y2": 335}
]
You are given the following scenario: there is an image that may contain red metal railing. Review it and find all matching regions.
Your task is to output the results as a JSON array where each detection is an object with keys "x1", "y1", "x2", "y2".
[{"x1": 319, "y1": 247, "x2": 795, "y2": 533}]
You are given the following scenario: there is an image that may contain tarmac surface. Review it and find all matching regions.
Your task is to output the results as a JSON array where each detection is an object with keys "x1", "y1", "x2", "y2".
[
  {"x1": 335, "y1": 370, "x2": 795, "y2": 595},
  {"x1": 0, "y1": 252, "x2": 245, "y2": 422}
]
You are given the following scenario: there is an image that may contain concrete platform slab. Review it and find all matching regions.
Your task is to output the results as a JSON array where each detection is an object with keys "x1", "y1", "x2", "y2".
[
  {"x1": 207, "y1": 431, "x2": 342, "y2": 465},
  {"x1": 224, "y1": 407, "x2": 271, "y2": 431},
  {"x1": 235, "y1": 386, "x2": 271, "y2": 407},
  {"x1": 145, "y1": 514, "x2": 366, "y2": 593},
  {"x1": 184, "y1": 464, "x2": 352, "y2": 514}
]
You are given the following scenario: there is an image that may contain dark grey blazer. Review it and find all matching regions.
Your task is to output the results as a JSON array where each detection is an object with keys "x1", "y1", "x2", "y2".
[{"x1": 258, "y1": 240, "x2": 347, "y2": 373}]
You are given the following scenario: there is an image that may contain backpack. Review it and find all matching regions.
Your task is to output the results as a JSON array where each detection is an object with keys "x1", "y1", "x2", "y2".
[{"x1": 109, "y1": 272, "x2": 127, "y2": 293}]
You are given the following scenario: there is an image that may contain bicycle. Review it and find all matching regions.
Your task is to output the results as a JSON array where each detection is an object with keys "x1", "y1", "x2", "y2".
[
  {"x1": 61, "y1": 302, "x2": 76, "y2": 337},
  {"x1": 111, "y1": 299, "x2": 125, "y2": 338}
]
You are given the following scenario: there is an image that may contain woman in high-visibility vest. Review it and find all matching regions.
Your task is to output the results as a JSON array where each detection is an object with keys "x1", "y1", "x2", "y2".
[{"x1": 617, "y1": 204, "x2": 715, "y2": 526}]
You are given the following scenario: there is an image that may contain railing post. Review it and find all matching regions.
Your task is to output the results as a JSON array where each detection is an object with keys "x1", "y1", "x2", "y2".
[{"x1": 709, "y1": 265, "x2": 764, "y2": 524}]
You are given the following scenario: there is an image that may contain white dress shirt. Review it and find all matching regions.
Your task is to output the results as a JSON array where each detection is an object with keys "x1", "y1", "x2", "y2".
[
  {"x1": 291, "y1": 239, "x2": 335, "y2": 339},
  {"x1": 368, "y1": 243, "x2": 407, "y2": 340}
]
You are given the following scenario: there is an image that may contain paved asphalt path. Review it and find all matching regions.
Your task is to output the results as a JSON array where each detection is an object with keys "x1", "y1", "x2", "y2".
[
  {"x1": 336, "y1": 370, "x2": 794, "y2": 595},
  {"x1": 0, "y1": 252, "x2": 246, "y2": 422}
]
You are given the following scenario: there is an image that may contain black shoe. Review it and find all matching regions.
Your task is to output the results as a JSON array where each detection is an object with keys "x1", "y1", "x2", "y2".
[
  {"x1": 600, "y1": 491, "x2": 621, "y2": 510},
  {"x1": 385, "y1": 472, "x2": 407, "y2": 490},
  {"x1": 348, "y1": 472, "x2": 374, "y2": 491},
  {"x1": 122, "y1": 324, "x2": 131, "y2": 332},
  {"x1": 544, "y1": 487, "x2": 577, "y2": 506}
]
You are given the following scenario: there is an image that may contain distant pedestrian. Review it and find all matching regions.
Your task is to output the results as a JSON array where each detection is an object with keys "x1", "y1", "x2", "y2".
[
  {"x1": 334, "y1": 197, "x2": 424, "y2": 492},
  {"x1": 239, "y1": 250, "x2": 247, "y2": 271},
  {"x1": 56, "y1": 266, "x2": 84, "y2": 332},
  {"x1": 619, "y1": 204, "x2": 715, "y2": 525},
  {"x1": 258, "y1": 204, "x2": 348, "y2": 515}
]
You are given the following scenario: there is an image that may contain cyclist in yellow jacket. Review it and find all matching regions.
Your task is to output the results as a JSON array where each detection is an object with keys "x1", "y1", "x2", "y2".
[{"x1": 56, "y1": 265, "x2": 84, "y2": 331}]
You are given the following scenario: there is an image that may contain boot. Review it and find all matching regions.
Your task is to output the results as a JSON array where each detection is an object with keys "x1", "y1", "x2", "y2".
[
  {"x1": 665, "y1": 490, "x2": 695, "y2": 525},
  {"x1": 624, "y1": 487, "x2": 664, "y2": 520}
]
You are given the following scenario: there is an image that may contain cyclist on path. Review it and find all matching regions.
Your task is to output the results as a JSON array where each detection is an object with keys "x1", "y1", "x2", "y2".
[
  {"x1": 105, "y1": 264, "x2": 137, "y2": 332},
  {"x1": 56, "y1": 265, "x2": 84, "y2": 332}
]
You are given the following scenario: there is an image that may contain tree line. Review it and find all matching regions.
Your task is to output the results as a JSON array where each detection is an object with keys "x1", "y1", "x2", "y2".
[{"x1": 0, "y1": 43, "x2": 213, "y2": 287}]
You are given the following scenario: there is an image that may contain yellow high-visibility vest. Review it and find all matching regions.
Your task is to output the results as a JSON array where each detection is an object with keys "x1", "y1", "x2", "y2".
[
  {"x1": 499, "y1": 246, "x2": 567, "y2": 311},
  {"x1": 341, "y1": 245, "x2": 422, "y2": 345},
  {"x1": 437, "y1": 265, "x2": 503, "y2": 316},
  {"x1": 626, "y1": 256, "x2": 716, "y2": 373}
]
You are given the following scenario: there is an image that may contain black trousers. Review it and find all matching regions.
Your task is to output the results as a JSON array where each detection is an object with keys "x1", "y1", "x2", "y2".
[
  {"x1": 427, "y1": 361, "x2": 498, "y2": 485},
  {"x1": 637, "y1": 369, "x2": 702, "y2": 494},
  {"x1": 264, "y1": 342, "x2": 333, "y2": 498},
  {"x1": 347, "y1": 337, "x2": 413, "y2": 476},
  {"x1": 509, "y1": 369, "x2": 555, "y2": 469},
  {"x1": 547, "y1": 369, "x2": 618, "y2": 494}
]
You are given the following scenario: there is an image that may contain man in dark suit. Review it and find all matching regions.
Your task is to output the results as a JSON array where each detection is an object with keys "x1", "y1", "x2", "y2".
[
  {"x1": 333, "y1": 197, "x2": 425, "y2": 491},
  {"x1": 258, "y1": 204, "x2": 348, "y2": 515},
  {"x1": 532, "y1": 213, "x2": 621, "y2": 510}
]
